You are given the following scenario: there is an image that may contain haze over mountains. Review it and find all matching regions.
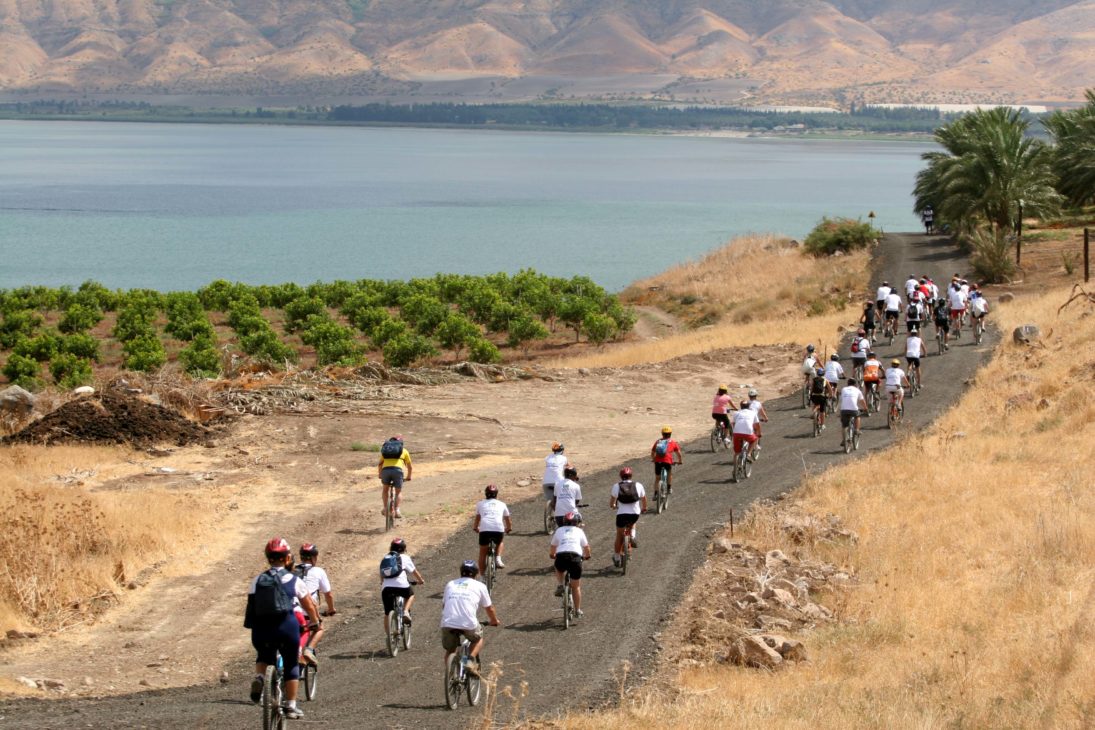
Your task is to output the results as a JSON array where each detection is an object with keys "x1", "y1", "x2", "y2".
[{"x1": 0, "y1": 0, "x2": 1091, "y2": 106}]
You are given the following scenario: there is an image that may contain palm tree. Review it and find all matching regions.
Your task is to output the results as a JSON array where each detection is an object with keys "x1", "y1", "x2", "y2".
[
  {"x1": 914, "y1": 107, "x2": 1062, "y2": 234},
  {"x1": 1044, "y1": 89, "x2": 1095, "y2": 206}
]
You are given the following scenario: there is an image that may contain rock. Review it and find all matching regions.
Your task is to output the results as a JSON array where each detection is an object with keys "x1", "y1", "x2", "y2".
[
  {"x1": 726, "y1": 635, "x2": 783, "y2": 669},
  {"x1": 39, "y1": 678, "x2": 65, "y2": 689},
  {"x1": 712, "y1": 537, "x2": 734, "y2": 554},
  {"x1": 762, "y1": 588, "x2": 797, "y2": 607},
  {"x1": 1037, "y1": 398, "x2": 1051, "y2": 411},
  {"x1": 578, "y1": 368, "x2": 591, "y2": 376},
  {"x1": 6, "y1": 629, "x2": 41, "y2": 640},
  {"x1": 713, "y1": 610, "x2": 726, "y2": 620},
  {"x1": 516, "y1": 479, "x2": 531, "y2": 487},
  {"x1": 998, "y1": 292, "x2": 1015, "y2": 303},
  {"x1": 83, "y1": 676, "x2": 94, "y2": 687},
  {"x1": 138, "y1": 679, "x2": 152, "y2": 687},
  {"x1": 0, "y1": 385, "x2": 36, "y2": 417},
  {"x1": 800, "y1": 602, "x2": 832, "y2": 620},
  {"x1": 763, "y1": 636, "x2": 809, "y2": 662},
  {"x1": 16, "y1": 676, "x2": 38, "y2": 689},
  {"x1": 1012, "y1": 324, "x2": 1041, "y2": 345},
  {"x1": 765, "y1": 549, "x2": 791, "y2": 570},
  {"x1": 755, "y1": 614, "x2": 794, "y2": 631},
  {"x1": 220, "y1": 671, "x2": 230, "y2": 684},
  {"x1": 73, "y1": 385, "x2": 95, "y2": 395}
]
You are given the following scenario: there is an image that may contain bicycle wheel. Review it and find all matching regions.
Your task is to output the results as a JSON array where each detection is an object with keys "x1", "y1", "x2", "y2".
[
  {"x1": 802, "y1": 382, "x2": 809, "y2": 409},
  {"x1": 710, "y1": 427, "x2": 719, "y2": 453},
  {"x1": 302, "y1": 662, "x2": 318, "y2": 702},
  {"x1": 444, "y1": 652, "x2": 461, "y2": 710},
  {"x1": 743, "y1": 450, "x2": 753, "y2": 478},
  {"x1": 543, "y1": 501, "x2": 553, "y2": 535},
  {"x1": 843, "y1": 426, "x2": 853, "y2": 454},
  {"x1": 386, "y1": 609, "x2": 400, "y2": 657},
  {"x1": 621, "y1": 545, "x2": 629, "y2": 576},
  {"x1": 402, "y1": 613, "x2": 413, "y2": 651},
  {"x1": 654, "y1": 477, "x2": 665, "y2": 514},
  {"x1": 563, "y1": 583, "x2": 572, "y2": 630},
  {"x1": 466, "y1": 656, "x2": 482, "y2": 706},
  {"x1": 385, "y1": 495, "x2": 395, "y2": 532},
  {"x1": 852, "y1": 428, "x2": 861, "y2": 451},
  {"x1": 732, "y1": 453, "x2": 742, "y2": 483},
  {"x1": 975, "y1": 321, "x2": 983, "y2": 345},
  {"x1": 485, "y1": 555, "x2": 495, "y2": 594},
  {"x1": 937, "y1": 333, "x2": 944, "y2": 355},
  {"x1": 262, "y1": 666, "x2": 278, "y2": 730},
  {"x1": 813, "y1": 410, "x2": 822, "y2": 437}
]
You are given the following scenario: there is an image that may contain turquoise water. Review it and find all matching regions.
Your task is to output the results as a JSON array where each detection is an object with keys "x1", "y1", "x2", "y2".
[{"x1": 0, "y1": 121, "x2": 932, "y2": 291}]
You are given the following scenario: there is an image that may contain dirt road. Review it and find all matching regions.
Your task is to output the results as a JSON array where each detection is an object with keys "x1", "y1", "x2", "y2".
[{"x1": 1, "y1": 233, "x2": 996, "y2": 728}]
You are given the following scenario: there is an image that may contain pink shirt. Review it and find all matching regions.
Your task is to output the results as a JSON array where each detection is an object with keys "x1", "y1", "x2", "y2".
[{"x1": 712, "y1": 393, "x2": 732, "y2": 415}]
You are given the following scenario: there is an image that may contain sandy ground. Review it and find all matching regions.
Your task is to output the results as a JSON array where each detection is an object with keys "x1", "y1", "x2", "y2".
[{"x1": 1, "y1": 335, "x2": 806, "y2": 696}]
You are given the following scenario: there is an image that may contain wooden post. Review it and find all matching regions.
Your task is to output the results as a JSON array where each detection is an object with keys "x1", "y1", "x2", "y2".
[
  {"x1": 1016, "y1": 201, "x2": 1023, "y2": 266},
  {"x1": 1085, "y1": 228, "x2": 1090, "y2": 283}
]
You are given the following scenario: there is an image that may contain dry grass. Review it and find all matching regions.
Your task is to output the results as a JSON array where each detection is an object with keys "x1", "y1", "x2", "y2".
[
  {"x1": 552, "y1": 286, "x2": 1095, "y2": 729},
  {"x1": 555, "y1": 234, "x2": 869, "y2": 369},
  {"x1": 0, "y1": 446, "x2": 204, "y2": 632}
]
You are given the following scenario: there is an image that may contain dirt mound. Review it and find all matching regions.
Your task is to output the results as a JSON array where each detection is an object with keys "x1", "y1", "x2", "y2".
[{"x1": 2, "y1": 390, "x2": 211, "y2": 447}]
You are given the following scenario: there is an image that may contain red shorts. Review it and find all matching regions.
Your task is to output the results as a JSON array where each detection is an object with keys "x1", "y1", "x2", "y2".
[
  {"x1": 732, "y1": 434, "x2": 758, "y2": 453},
  {"x1": 295, "y1": 610, "x2": 309, "y2": 650},
  {"x1": 950, "y1": 308, "x2": 965, "y2": 318}
]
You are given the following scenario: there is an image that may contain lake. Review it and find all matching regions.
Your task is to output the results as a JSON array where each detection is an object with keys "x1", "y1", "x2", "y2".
[{"x1": 0, "y1": 121, "x2": 932, "y2": 292}]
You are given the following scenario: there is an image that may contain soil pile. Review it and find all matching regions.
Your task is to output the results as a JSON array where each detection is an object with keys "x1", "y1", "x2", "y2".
[{"x1": 2, "y1": 390, "x2": 211, "y2": 447}]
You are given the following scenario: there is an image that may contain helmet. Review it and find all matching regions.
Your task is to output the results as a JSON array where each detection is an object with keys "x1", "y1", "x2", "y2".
[
  {"x1": 391, "y1": 433, "x2": 403, "y2": 441},
  {"x1": 739, "y1": 400, "x2": 750, "y2": 409},
  {"x1": 661, "y1": 425, "x2": 672, "y2": 435},
  {"x1": 864, "y1": 301, "x2": 873, "y2": 307},
  {"x1": 563, "y1": 465, "x2": 578, "y2": 480},
  {"x1": 563, "y1": 511, "x2": 582, "y2": 526},
  {"x1": 857, "y1": 328, "x2": 865, "y2": 335},
  {"x1": 830, "y1": 353, "x2": 839, "y2": 361},
  {"x1": 717, "y1": 383, "x2": 728, "y2": 392},
  {"x1": 970, "y1": 283, "x2": 979, "y2": 290},
  {"x1": 619, "y1": 466, "x2": 633, "y2": 479},
  {"x1": 815, "y1": 367, "x2": 825, "y2": 376},
  {"x1": 891, "y1": 359, "x2": 901, "y2": 366},
  {"x1": 748, "y1": 388, "x2": 758, "y2": 397},
  {"x1": 882, "y1": 280, "x2": 890, "y2": 285},
  {"x1": 806, "y1": 344, "x2": 816, "y2": 352},
  {"x1": 265, "y1": 537, "x2": 291, "y2": 558},
  {"x1": 390, "y1": 538, "x2": 407, "y2": 553},
  {"x1": 867, "y1": 350, "x2": 876, "y2": 357},
  {"x1": 299, "y1": 543, "x2": 318, "y2": 559},
  {"x1": 909, "y1": 328, "x2": 919, "y2": 334},
  {"x1": 484, "y1": 484, "x2": 499, "y2": 498},
  {"x1": 551, "y1": 441, "x2": 564, "y2": 452},
  {"x1": 919, "y1": 278, "x2": 927, "y2": 284},
  {"x1": 460, "y1": 560, "x2": 479, "y2": 577}
]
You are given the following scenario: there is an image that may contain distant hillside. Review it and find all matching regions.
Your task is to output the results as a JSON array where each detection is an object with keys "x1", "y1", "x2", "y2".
[{"x1": 0, "y1": 0, "x2": 1090, "y2": 105}]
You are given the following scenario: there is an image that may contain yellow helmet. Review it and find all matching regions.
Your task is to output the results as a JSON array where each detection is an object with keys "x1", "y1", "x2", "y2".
[
  {"x1": 717, "y1": 384, "x2": 728, "y2": 392},
  {"x1": 661, "y1": 425, "x2": 672, "y2": 435}
]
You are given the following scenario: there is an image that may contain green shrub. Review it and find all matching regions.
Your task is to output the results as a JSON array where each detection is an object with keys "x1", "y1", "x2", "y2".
[
  {"x1": 113, "y1": 294, "x2": 160, "y2": 342},
  {"x1": 370, "y1": 318, "x2": 409, "y2": 349},
  {"x1": 0, "y1": 310, "x2": 42, "y2": 349},
  {"x1": 436, "y1": 313, "x2": 481, "y2": 358},
  {"x1": 61, "y1": 333, "x2": 101, "y2": 361},
  {"x1": 301, "y1": 320, "x2": 364, "y2": 366},
  {"x1": 969, "y1": 228, "x2": 1018, "y2": 283},
  {"x1": 468, "y1": 338, "x2": 501, "y2": 364},
  {"x1": 164, "y1": 292, "x2": 215, "y2": 341},
  {"x1": 284, "y1": 297, "x2": 328, "y2": 333},
  {"x1": 382, "y1": 333, "x2": 437, "y2": 368},
  {"x1": 240, "y1": 329, "x2": 297, "y2": 367},
  {"x1": 506, "y1": 313, "x2": 548, "y2": 354},
  {"x1": 179, "y1": 334, "x2": 221, "y2": 378},
  {"x1": 400, "y1": 294, "x2": 449, "y2": 335},
  {"x1": 803, "y1": 217, "x2": 877, "y2": 256},
  {"x1": 559, "y1": 295, "x2": 596, "y2": 341},
  {"x1": 2, "y1": 353, "x2": 41, "y2": 390},
  {"x1": 583, "y1": 312, "x2": 618, "y2": 346},
  {"x1": 122, "y1": 333, "x2": 166, "y2": 372},
  {"x1": 349, "y1": 306, "x2": 391, "y2": 335},
  {"x1": 49, "y1": 353, "x2": 93, "y2": 388},
  {"x1": 58, "y1": 303, "x2": 104, "y2": 334},
  {"x1": 13, "y1": 331, "x2": 62, "y2": 362},
  {"x1": 75, "y1": 280, "x2": 120, "y2": 311}
]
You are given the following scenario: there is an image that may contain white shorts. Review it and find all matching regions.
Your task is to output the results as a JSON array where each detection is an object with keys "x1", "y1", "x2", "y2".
[{"x1": 885, "y1": 385, "x2": 904, "y2": 395}]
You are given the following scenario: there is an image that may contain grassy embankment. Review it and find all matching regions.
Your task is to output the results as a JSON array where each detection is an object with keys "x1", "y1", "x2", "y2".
[
  {"x1": 555, "y1": 284, "x2": 1095, "y2": 728},
  {"x1": 559, "y1": 233, "x2": 870, "y2": 368}
]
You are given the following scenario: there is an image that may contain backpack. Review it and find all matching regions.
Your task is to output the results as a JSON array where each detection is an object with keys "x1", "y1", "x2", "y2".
[
  {"x1": 811, "y1": 375, "x2": 827, "y2": 395},
  {"x1": 379, "y1": 552, "x2": 404, "y2": 579},
  {"x1": 850, "y1": 339, "x2": 860, "y2": 354},
  {"x1": 381, "y1": 438, "x2": 404, "y2": 460},
  {"x1": 654, "y1": 439, "x2": 669, "y2": 457},
  {"x1": 293, "y1": 563, "x2": 311, "y2": 579},
  {"x1": 253, "y1": 568, "x2": 294, "y2": 619},
  {"x1": 616, "y1": 480, "x2": 639, "y2": 504}
]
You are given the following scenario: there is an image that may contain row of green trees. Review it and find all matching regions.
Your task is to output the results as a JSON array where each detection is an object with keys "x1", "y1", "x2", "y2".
[{"x1": 913, "y1": 91, "x2": 1095, "y2": 281}]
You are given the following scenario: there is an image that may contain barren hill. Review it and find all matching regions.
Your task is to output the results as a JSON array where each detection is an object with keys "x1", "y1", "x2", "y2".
[{"x1": 0, "y1": 0, "x2": 1090, "y2": 105}]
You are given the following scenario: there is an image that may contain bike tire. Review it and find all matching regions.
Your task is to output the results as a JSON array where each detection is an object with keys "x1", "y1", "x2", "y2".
[
  {"x1": 262, "y1": 666, "x2": 278, "y2": 730},
  {"x1": 621, "y1": 548, "x2": 628, "y2": 576},
  {"x1": 654, "y1": 479, "x2": 665, "y2": 514},
  {"x1": 543, "y1": 502, "x2": 553, "y2": 535},
  {"x1": 743, "y1": 451, "x2": 753, "y2": 478},
  {"x1": 386, "y1": 610, "x2": 400, "y2": 657},
  {"x1": 302, "y1": 663, "x2": 317, "y2": 702},
  {"x1": 802, "y1": 383, "x2": 809, "y2": 409},
  {"x1": 853, "y1": 429, "x2": 861, "y2": 451},
  {"x1": 385, "y1": 498, "x2": 395, "y2": 532},
  {"x1": 444, "y1": 653, "x2": 461, "y2": 710},
  {"x1": 466, "y1": 663, "x2": 482, "y2": 706},
  {"x1": 843, "y1": 427, "x2": 853, "y2": 454},
  {"x1": 813, "y1": 412, "x2": 822, "y2": 437},
  {"x1": 563, "y1": 582, "x2": 572, "y2": 630},
  {"x1": 485, "y1": 556, "x2": 495, "y2": 594},
  {"x1": 710, "y1": 428, "x2": 718, "y2": 453}
]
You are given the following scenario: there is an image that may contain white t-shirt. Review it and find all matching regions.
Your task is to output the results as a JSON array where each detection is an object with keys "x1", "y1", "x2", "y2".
[
  {"x1": 381, "y1": 554, "x2": 417, "y2": 590},
  {"x1": 248, "y1": 568, "x2": 310, "y2": 610},
  {"x1": 824, "y1": 360, "x2": 844, "y2": 384},
  {"x1": 551, "y1": 525, "x2": 589, "y2": 555},
  {"x1": 801, "y1": 354, "x2": 818, "y2": 374},
  {"x1": 970, "y1": 295, "x2": 988, "y2": 314},
  {"x1": 885, "y1": 367, "x2": 906, "y2": 388},
  {"x1": 440, "y1": 577, "x2": 492, "y2": 630},
  {"x1": 884, "y1": 292, "x2": 903, "y2": 312},
  {"x1": 748, "y1": 399, "x2": 763, "y2": 413},
  {"x1": 876, "y1": 285, "x2": 892, "y2": 302},
  {"x1": 851, "y1": 336, "x2": 870, "y2": 359},
  {"x1": 948, "y1": 287, "x2": 965, "y2": 309},
  {"x1": 553, "y1": 479, "x2": 583, "y2": 517},
  {"x1": 839, "y1": 385, "x2": 864, "y2": 412},
  {"x1": 905, "y1": 278, "x2": 919, "y2": 296},
  {"x1": 906, "y1": 302, "x2": 923, "y2": 321},
  {"x1": 610, "y1": 480, "x2": 646, "y2": 515},
  {"x1": 959, "y1": 284, "x2": 970, "y2": 300},
  {"x1": 928, "y1": 282, "x2": 939, "y2": 299},
  {"x1": 732, "y1": 407, "x2": 759, "y2": 435},
  {"x1": 295, "y1": 564, "x2": 332, "y2": 602},
  {"x1": 906, "y1": 337, "x2": 924, "y2": 358},
  {"x1": 476, "y1": 499, "x2": 510, "y2": 533},
  {"x1": 543, "y1": 453, "x2": 567, "y2": 486}
]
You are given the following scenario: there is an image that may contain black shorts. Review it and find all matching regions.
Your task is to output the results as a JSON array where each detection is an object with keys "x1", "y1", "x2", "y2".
[
  {"x1": 615, "y1": 513, "x2": 640, "y2": 529},
  {"x1": 711, "y1": 413, "x2": 730, "y2": 429},
  {"x1": 653, "y1": 463, "x2": 672, "y2": 480},
  {"x1": 554, "y1": 553, "x2": 583, "y2": 580},
  {"x1": 810, "y1": 394, "x2": 827, "y2": 407},
  {"x1": 906, "y1": 321, "x2": 921, "y2": 333},
  {"x1": 852, "y1": 358, "x2": 867, "y2": 369},
  {"x1": 934, "y1": 319, "x2": 949, "y2": 332},
  {"x1": 380, "y1": 466, "x2": 404, "y2": 489},
  {"x1": 906, "y1": 357, "x2": 921, "y2": 368},
  {"x1": 840, "y1": 409, "x2": 860, "y2": 427},
  {"x1": 381, "y1": 586, "x2": 413, "y2": 615},
  {"x1": 478, "y1": 531, "x2": 504, "y2": 547}
]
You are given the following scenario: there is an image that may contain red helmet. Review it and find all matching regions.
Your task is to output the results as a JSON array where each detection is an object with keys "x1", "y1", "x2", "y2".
[
  {"x1": 484, "y1": 484, "x2": 499, "y2": 498},
  {"x1": 265, "y1": 537, "x2": 290, "y2": 557},
  {"x1": 299, "y1": 543, "x2": 318, "y2": 558},
  {"x1": 619, "y1": 466, "x2": 632, "y2": 479},
  {"x1": 563, "y1": 511, "x2": 582, "y2": 526}
]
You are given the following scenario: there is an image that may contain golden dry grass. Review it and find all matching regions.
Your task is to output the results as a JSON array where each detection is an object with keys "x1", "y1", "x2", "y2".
[
  {"x1": 552, "y1": 286, "x2": 1095, "y2": 729},
  {"x1": 557, "y1": 234, "x2": 870, "y2": 369},
  {"x1": 0, "y1": 446, "x2": 204, "y2": 632}
]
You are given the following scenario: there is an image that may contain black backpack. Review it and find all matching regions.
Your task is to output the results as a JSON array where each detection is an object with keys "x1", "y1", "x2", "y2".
[
  {"x1": 616, "y1": 480, "x2": 639, "y2": 504},
  {"x1": 379, "y1": 551, "x2": 404, "y2": 579},
  {"x1": 811, "y1": 375, "x2": 827, "y2": 395},
  {"x1": 381, "y1": 438, "x2": 404, "y2": 459},
  {"x1": 253, "y1": 568, "x2": 294, "y2": 620}
]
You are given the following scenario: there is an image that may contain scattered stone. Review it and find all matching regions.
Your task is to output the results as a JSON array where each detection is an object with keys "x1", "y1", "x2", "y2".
[
  {"x1": 577, "y1": 368, "x2": 591, "y2": 376},
  {"x1": 83, "y1": 676, "x2": 94, "y2": 687},
  {"x1": 726, "y1": 635, "x2": 783, "y2": 669},
  {"x1": 138, "y1": 679, "x2": 152, "y2": 687},
  {"x1": 15, "y1": 676, "x2": 37, "y2": 689},
  {"x1": 516, "y1": 479, "x2": 531, "y2": 487},
  {"x1": 219, "y1": 671, "x2": 230, "y2": 684},
  {"x1": 763, "y1": 587, "x2": 797, "y2": 607},
  {"x1": 1037, "y1": 398, "x2": 1051, "y2": 411},
  {"x1": 712, "y1": 537, "x2": 734, "y2": 554},
  {"x1": 73, "y1": 385, "x2": 96, "y2": 395},
  {"x1": 713, "y1": 610, "x2": 726, "y2": 620},
  {"x1": 6, "y1": 629, "x2": 40, "y2": 640},
  {"x1": 761, "y1": 635, "x2": 809, "y2": 662},
  {"x1": 0, "y1": 385, "x2": 36, "y2": 417},
  {"x1": 39, "y1": 678, "x2": 65, "y2": 690},
  {"x1": 1012, "y1": 324, "x2": 1041, "y2": 345},
  {"x1": 765, "y1": 549, "x2": 791, "y2": 570},
  {"x1": 998, "y1": 292, "x2": 1015, "y2": 303}
]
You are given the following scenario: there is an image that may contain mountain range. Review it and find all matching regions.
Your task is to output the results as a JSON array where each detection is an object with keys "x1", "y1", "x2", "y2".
[{"x1": 0, "y1": 0, "x2": 1091, "y2": 105}]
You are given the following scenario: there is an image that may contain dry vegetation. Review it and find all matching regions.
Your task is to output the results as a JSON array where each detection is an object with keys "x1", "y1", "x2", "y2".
[
  {"x1": 559, "y1": 234, "x2": 869, "y2": 368},
  {"x1": 552, "y1": 285, "x2": 1095, "y2": 728},
  {"x1": 0, "y1": 446, "x2": 205, "y2": 633}
]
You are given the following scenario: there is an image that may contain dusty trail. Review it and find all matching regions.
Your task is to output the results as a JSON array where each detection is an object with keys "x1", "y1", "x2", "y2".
[{"x1": 1, "y1": 233, "x2": 996, "y2": 729}]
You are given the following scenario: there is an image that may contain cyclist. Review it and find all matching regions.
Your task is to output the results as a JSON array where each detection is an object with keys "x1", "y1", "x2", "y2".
[
  {"x1": 294, "y1": 543, "x2": 335, "y2": 666},
  {"x1": 552, "y1": 465, "x2": 583, "y2": 528},
  {"x1": 948, "y1": 279, "x2": 966, "y2": 337},
  {"x1": 245, "y1": 537, "x2": 322, "y2": 718},
  {"x1": 906, "y1": 328, "x2": 926, "y2": 384},
  {"x1": 550, "y1": 511, "x2": 591, "y2": 618},
  {"x1": 650, "y1": 426, "x2": 683, "y2": 494},
  {"x1": 875, "y1": 281, "x2": 892, "y2": 316},
  {"x1": 859, "y1": 301, "x2": 877, "y2": 340},
  {"x1": 609, "y1": 467, "x2": 646, "y2": 567},
  {"x1": 933, "y1": 297, "x2": 951, "y2": 351},
  {"x1": 905, "y1": 295, "x2": 925, "y2": 334},
  {"x1": 883, "y1": 288, "x2": 903, "y2": 333},
  {"x1": 441, "y1": 560, "x2": 499, "y2": 677},
  {"x1": 746, "y1": 388, "x2": 769, "y2": 454},
  {"x1": 731, "y1": 399, "x2": 761, "y2": 462},
  {"x1": 542, "y1": 442, "x2": 567, "y2": 507},
  {"x1": 809, "y1": 366, "x2": 832, "y2": 429},
  {"x1": 381, "y1": 537, "x2": 425, "y2": 637},
  {"x1": 378, "y1": 434, "x2": 412, "y2": 519},
  {"x1": 850, "y1": 329, "x2": 870, "y2": 377},
  {"x1": 474, "y1": 484, "x2": 512, "y2": 573},
  {"x1": 712, "y1": 384, "x2": 733, "y2": 443},
  {"x1": 862, "y1": 351, "x2": 883, "y2": 404},
  {"x1": 838, "y1": 378, "x2": 867, "y2": 447},
  {"x1": 824, "y1": 353, "x2": 844, "y2": 392},
  {"x1": 801, "y1": 345, "x2": 819, "y2": 395},
  {"x1": 921, "y1": 205, "x2": 934, "y2": 234},
  {"x1": 969, "y1": 285, "x2": 989, "y2": 329},
  {"x1": 905, "y1": 274, "x2": 920, "y2": 300},
  {"x1": 885, "y1": 358, "x2": 910, "y2": 410}
]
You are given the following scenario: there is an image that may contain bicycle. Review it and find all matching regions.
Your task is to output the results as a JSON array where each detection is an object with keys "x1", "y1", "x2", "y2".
[
  {"x1": 299, "y1": 624, "x2": 318, "y2": 702},
  {"x1": 710, "y1": 420, "x2": 730, "y2": 452},
  {"x1": 443, "y1": 627, "x2": 483, "y2": 710},
  {"x1": 543, "y1": 496, "x2": 553, "y2": 535},
  {"x1": 887, "y1": 392, "x2": 904, "y2": 429},
  {"x1": 852, "y1": 362, "x2": 865, "y2": 391},
  {"x1": 561, "y1": 567, "x2": 580, "y2": 630},
  {"x1": 385, "y1": 488, "x2": 396, "y2": 532},
  {"x1": 865, "y1": 382, "x2": 881, "y2": 414},
  {"x1": 386, "y1": 581, "x2": 416, "y2": 657},
  {"x1": 261, "y1": 654, "x2": 288, "y2": 730},
  {"x1": 484, "y1": 542, "x2": 498, "y2": 594},
  {"x1": 883, "y1": 316, "x2": 896, "y2": 346},
  {"x1": 812, "y1": 404, "x2": 823, "y2": 437},
  {"x1": 619, "y1": 525, "x2": 635, "y2": 576},
  {"x1": 909, "y1": 364, "x2": 921, "y2": 397},
  {"x1": 801, "y1": 377, "x2": 811, "y2": 409},
  {"x1": 973, "y1": 316, "x2": 984, "y2": 345},
  {"x1": 731, "y1": 441, "x2": 753, "y2": 482},
  {"x1": 651, "y1": 464, "x2": 670, "y2": 514},
  {"x1": 936, "y1": 327, "x2": 946, "y2": 355},
  {"x1": 842, "y1": 415, "x2": 861, "y2": 454}
]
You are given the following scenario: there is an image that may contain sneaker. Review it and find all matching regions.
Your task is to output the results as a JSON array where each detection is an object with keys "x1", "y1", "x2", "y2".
[
  {"x1": 394, "y1": 509, "x2": 403, "y2": 518},
  {"x1": 302, "y1": 647, "x2": 317, "y2": 666},
  {"x1": 495, "y1": 558, "x2": 505, "y2": 568},
  {"x1": 464, "y1": 659, "x2": 481, "y2": 677},
  {"x1": 554, "y1": 585, "x2": 564, "y2": 597},
  {"x1": 575, "y1": 609, "x2": 584, "y2": 619},
  {"x1": 381, "y1": 507, "x2": 387, "y2": 516},
  {"x1": 282, "y1": 705, "x2": 304, "y2": 720},
  {"x1": 402, "y1": 612, "x2": 412, "y2": 626},
  {"x1": 723, "y1": 437, "x2": 731, "y2": 444},
  {"x1": 629, "y1": 536, "x2": 638, "y2": 548},
  {"x1": 250, "y1": 676, "x2": 263, "y2": 704},
  {"x1": 612, "y1": 555, "x2": 621, "y2": 568}
]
